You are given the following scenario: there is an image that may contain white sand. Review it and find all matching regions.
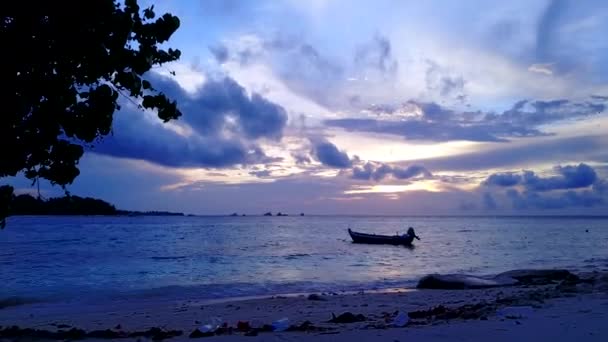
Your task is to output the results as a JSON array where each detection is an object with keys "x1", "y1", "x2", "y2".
[{"x1": 2, "y1": 275, "x2": 608, "y2": 342}]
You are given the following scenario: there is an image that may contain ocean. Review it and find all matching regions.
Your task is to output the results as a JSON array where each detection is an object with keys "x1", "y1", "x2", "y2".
[{"x1": 1, "y1": 215, "x2": 607, "y2": 304}]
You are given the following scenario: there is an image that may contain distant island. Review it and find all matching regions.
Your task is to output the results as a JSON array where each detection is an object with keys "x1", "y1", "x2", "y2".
[
  {"x1": 261, "y1": 212, "x2": 299, "y2": 217},
  {"x1": 9, "y1": 194, "x2": 184, "y2": 217}
]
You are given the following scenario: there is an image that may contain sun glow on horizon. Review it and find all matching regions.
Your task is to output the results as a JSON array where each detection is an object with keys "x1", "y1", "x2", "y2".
[
  {"x1": 344, "y1": 180, "x2": 442, "y2": 194},
  {"x1": 329, "y1": 131, "x2": 481, "y2": 162}
]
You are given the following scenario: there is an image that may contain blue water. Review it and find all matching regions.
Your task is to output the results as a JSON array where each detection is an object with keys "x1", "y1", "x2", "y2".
[{"x1": 1, "y1": 216, "x2": 607, "y2": 303}]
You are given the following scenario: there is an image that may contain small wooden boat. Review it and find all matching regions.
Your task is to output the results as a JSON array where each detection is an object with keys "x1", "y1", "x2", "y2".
[{"x1": 348, "y1": 227, "x2": 420, "y2": 246}]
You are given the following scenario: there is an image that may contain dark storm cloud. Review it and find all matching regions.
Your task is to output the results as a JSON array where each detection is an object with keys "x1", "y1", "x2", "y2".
[
  {"x1": 484, "y1": 163, "x2": 597, "y2": 192},
  {"x1": 326, "y1": 99, "x2": 604, "y2": 142},
  {"x1": 311, "y1": 140, "x2": 352, "y2": 168},
  {"x1": 351, "y1": 162, "x2": 431, "y2": 181},
  {"x1": 92, "y1": 74, "x2": 287, "y2": 168}
]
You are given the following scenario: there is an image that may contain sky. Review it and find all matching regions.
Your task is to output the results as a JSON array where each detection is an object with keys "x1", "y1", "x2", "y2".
[{"x1": 10, "y1": 0, "x2": 608, "y2": 215}]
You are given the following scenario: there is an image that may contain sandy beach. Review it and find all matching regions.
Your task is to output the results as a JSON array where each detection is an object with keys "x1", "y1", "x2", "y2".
[{"x1": 2, "y1": 269, "x2": 607, "y2": 341}]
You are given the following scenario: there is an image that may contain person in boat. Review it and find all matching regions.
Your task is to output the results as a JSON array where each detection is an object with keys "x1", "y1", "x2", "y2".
[{"x1": 405, "y1": 227, "x2": 421, "y2": 240}]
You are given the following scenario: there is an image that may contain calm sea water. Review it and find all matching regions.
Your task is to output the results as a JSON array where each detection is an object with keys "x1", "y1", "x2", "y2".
[{"x1": 1, "y1": 216, "x2": 607, "y2": 303}]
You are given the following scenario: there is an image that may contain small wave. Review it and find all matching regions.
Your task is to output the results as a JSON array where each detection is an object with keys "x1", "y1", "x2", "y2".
[
  {"x1": 26, "y1": 238, "x2": 84, "y2": 245},
  {"x1": 285, "y1": 253, "x2": 311, "y2": 260},
  {"x1": 584, "y1": 258, "x2": 608, "y2": 264},
  {"x1": 150, "y1": 256, "x2": 188, "y2": 261},
  {"x1": 457, "y1": 229, "x2": 474, "y2": 233}
]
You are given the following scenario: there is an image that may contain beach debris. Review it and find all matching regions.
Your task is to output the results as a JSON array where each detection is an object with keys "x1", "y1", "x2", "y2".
[
  {"x1": 198, "y1": 325, "x2": 215, "y2": 334},
  {"x1": 287, "y1": 320, "x2": 313, "y2": 331},
  {"x1": 189, "y1": 329, "x2": 214, "y2": 338},
  {"x1": 408, "y1": 305, "x2": 448, "y2": 319},
  {"x1": 249, "y1": 319, "x2": 263, "y2": 329},
  {"x1": 0, "y1": 326, "x2": 182, "y2": 341},
  {"x1": 127, "y1": 327, "x2": 183, "y2": 340},
  {"x1": 307, "y1": 293, "x2": 326, "y2": 301},
  {"x1": 503, "y1": 269, "x2": 579, "y2": 286},
  {"x1": 328, "y1": 312, "x2": 367, "y2": 323},
  {"x1": 496, "y1": 306, "x2": 534, "y2": 319},
  {"x1": 408, "y1": 303, "x2": 495, "y2": 321},
  {"x1": 237, "y1": 321, "x2": 251, "y2": 331},
  {"x1": 87, "y1": 329, "x2": 122, "y2": 339},
  {"x1": 260, "y1": 324, "x2": 274, "y2": 332},
  {"x1": 319, "y1": 331, "x2": 341, "y2": 335},
  {"x1": 286, "y1": 320, "x2": 334, "y2": 332},
  {"x1": 271, "y1": 318, "x2": 290, "y2": 331},
  {"x1": 392, "y1": 312, "x2": 409, "y2": 327},
  {"x1": 190, "y1": 322, "x2": 234, "y2": 338},
  {"x1": 197, "y1": 317, "x2": 222, "y2": 333}
]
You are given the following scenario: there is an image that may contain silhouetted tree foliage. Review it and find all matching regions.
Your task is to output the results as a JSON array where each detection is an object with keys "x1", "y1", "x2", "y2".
[
  {"x1": 11, "y1": 194, "x2": 117, "y2": 216},
  {"x1": 1, "y1": 0, "x2": 182, "y2": 227}
]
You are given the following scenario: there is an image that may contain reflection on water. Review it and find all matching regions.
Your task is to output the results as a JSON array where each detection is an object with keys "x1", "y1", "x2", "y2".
[{"x1": 1, "y1": 215, "x2": 607, "y2": 302}]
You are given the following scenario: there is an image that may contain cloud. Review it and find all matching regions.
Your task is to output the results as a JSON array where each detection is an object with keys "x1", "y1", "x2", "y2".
[
  {"x1": 94, "y1": 114, "x2": 268, "y2": 168},
  {"x1": 484, "y1": 172, "x2": 521, "y2": 187},
  {"x1": 249, "y1": 170, "x2": 272, "y2": 178},
  {"x1": 292, "y1": 152, "x2": 312, "y2": 165},
  {"x1": 425, "y1": 60, "x2": 466, "y2": 98},
  {"x1": 484, "y1": 163, "x2": 597, "y2": 192},
  {"x1": 326, "y1": 98, "x2": 605, "y2": 142},
  {"x1": 593, "y1": 179, "x2": 608, "y2": 194},
  {"x1": 507, "y1": 189, "x2": 604, "y2": 210},
  {"x1": 528, "y1": 63, "x2": 554, "y2": 75},
  {"x1": 311, "y1": 140, "x2": 352, "y2": 168},
  {"x1": 481, "y1": 163, "x2": 606, "y2": 210},
  {"x1": 93, "y1": 74, "x2": 287, "y2": 168},
  {"x1": 409, "y1": 135, "x2": 608, "y2": 172},
  {"x1": 354, "y1": 34, "x2": 398, "y2": 77},
  {"x1": 179, "y1": 76, "x2": 288, "y2": 140},
  {"x1": 536, "y1": 0, "x2": 568, "y2": 62},
  {"x1": 524, "y1": 164, "x2": 597, "y2": 191},
  {"x1": 216, "y1": 33, "x2": 405, "y2": 111},
  {"x1": 209, "y1": 44, "x2": 229, "y2": 64},
  {"x1": 591, "y1": 95, "x2": 608, "y2": 101},
  {"x1": 351, "y1": 162, "x2": 431, "y2": 181}
]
